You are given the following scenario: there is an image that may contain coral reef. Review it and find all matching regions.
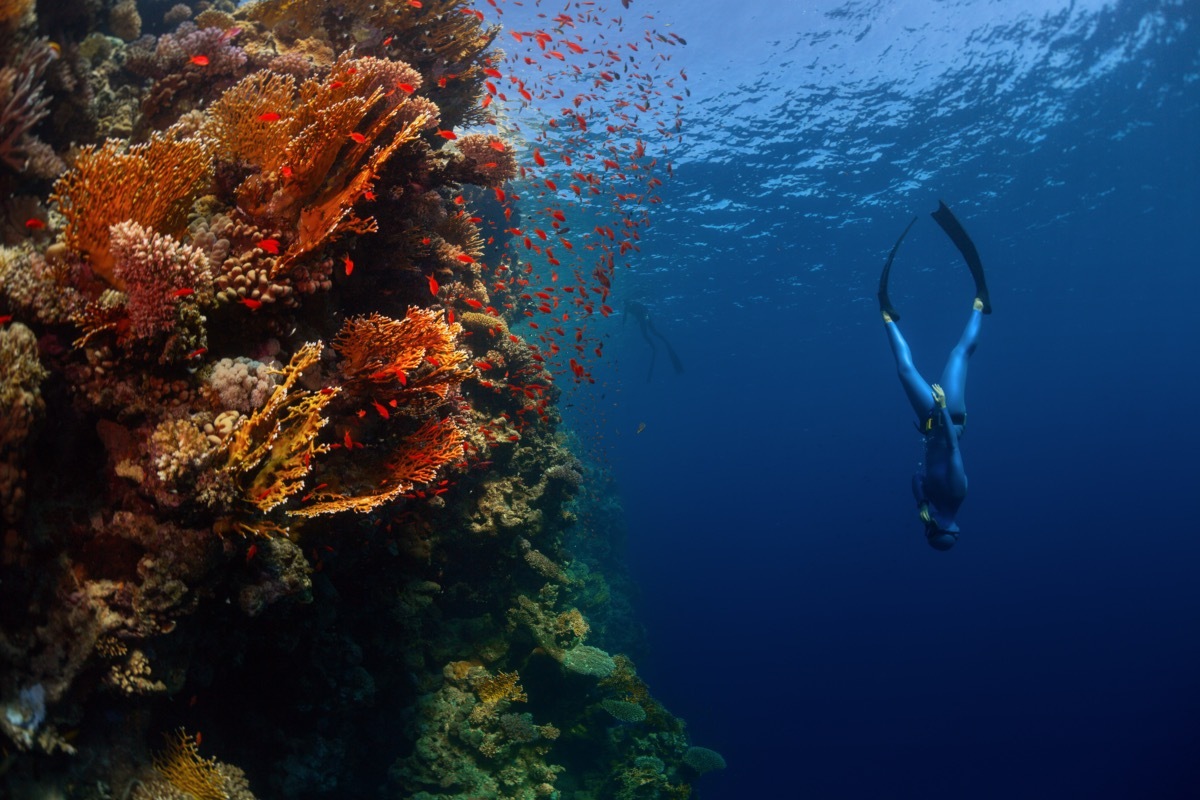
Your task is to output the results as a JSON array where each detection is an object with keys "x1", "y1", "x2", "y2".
[{"x1": 0, "y1": 1, "x2": 706, "y2": 798}]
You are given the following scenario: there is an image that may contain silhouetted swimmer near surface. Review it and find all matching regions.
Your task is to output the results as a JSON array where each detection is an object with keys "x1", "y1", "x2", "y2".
[
  {"x1": 624, "y1": 300, "x2": 684, "y2": 382},
  {"x1": 879, "y1": 201, "x2": 991, "y2": 551}
]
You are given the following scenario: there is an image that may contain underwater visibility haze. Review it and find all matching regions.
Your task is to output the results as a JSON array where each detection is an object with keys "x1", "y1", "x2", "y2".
[{"x1": 0, "y1": 0, "x2": 1197, "y2": 799}]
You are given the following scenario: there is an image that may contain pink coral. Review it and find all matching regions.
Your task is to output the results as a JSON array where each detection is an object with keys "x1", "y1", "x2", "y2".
[{"x1": 109, "y1": 220, "x2": 211, "y2": 342}]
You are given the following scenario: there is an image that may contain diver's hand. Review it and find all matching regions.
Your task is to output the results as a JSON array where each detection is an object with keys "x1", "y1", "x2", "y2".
[{"x1": 931, "y1": 383, "x2": 947, "y2": 409}]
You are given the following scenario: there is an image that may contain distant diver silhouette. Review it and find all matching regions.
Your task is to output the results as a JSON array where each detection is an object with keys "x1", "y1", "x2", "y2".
[
  {"x1": 879, "y1": 201, "x2": 991, "y2": 551},
  {"x1": 624, "y1": 300, "x2": 684, "y2": 382}
]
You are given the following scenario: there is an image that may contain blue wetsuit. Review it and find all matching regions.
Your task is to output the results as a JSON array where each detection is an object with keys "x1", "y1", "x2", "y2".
[{"x1": 884, "y1": 308, "x2": 983, "y2": 537}]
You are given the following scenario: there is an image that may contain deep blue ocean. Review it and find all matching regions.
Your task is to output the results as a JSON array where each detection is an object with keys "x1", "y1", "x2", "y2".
[{"x1": 542, "y1": 1, "x2": 1200, "y2": 797}]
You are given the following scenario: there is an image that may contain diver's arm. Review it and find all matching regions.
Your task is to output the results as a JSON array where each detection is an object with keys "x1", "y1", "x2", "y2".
[
  {"x1": 930, "y1": 384, "x2": 968, "y2": 497},
  {"x1": 929, "y1": 385, "x2": 959, "y2": 457}
]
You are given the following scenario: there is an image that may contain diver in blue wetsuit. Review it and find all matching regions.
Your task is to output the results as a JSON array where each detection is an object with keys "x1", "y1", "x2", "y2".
[{"x1": 878, "y1": 201, "x2": 991, "y2": 551}]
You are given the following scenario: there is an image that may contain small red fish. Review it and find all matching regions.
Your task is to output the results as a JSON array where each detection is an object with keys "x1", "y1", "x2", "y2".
[
  {"x1": 190, "y1": 55, "x2": 210, "y2": 66},
  {"x1": 489, "y1": 140, "x2": 506, "y2": 152},
  {"x1": 258, "y1": 238, "x2": 280, "y2": 254},
  {"x1": 280, "y1": 165, "x2": 293, "y2": 178},
  {"x1": 239, "y1": 297, "x2": 263, "y2": 311},
  {"x1": 372, "y1": 400, "x2": 390, "y2": 419},
  {"x1": 257, "y1": 112, "x2": 281, "y2": 122},
  {"x1": 397, "y1": 82, "x2": 415, "y2": 94},
  {"x1": 437, "y1": 130, "x2": 457, "y2": 140},
  {"x1": 246, "y1": 544, "x2": 258, "y2": 563},
  {"x1": 464, "y1": 298, "x2": 484, "y2": 309},
  {"x1": 349, "y1": 132, "x2": 366, "y2": 143},
  {"x1": 330, "y1": 80, "x2": 345, "y2": 89},
  {"x1": 408, "y1": 0, "x2": 422, "y2": 7},
  {"x1": 172, "y1": 288, "x2": 195, "y2": 298},
  {"x1": 186, "y1": 347, "x2": 207, "y2": 359},
  {"x1": 456, "y1": 253, "x2": 475, "y2": 264},
  {"x1": 24, "y1": 218, "x2": 45, "y2": 230},
  {"x1": 383, "y1": 35, "x2": 394, "y2": 46},
  {"x1": 0, "y1": 315, "x2": 12, "y2": 325},
  {"x1": 342, "y1": 254, "x2": 354, "y2": 276},
  {"x1": 427, "y1": 274, "x2": 439, "y2": 295}
]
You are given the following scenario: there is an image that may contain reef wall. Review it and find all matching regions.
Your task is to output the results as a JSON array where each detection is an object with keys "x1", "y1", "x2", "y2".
[{"x1": 0, "y1": 1, "x2": 716, "y2": 798}]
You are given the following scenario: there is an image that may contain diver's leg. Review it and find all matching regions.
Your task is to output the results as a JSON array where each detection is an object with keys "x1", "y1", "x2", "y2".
[
  {"x1": 885, "y1": 320, "x2": 934, "y2": 419},
  {"x1": 938, "y1": 304, "x2": 983, "y2": 416}
]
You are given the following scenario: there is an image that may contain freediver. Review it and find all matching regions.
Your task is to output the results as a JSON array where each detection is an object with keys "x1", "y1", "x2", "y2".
[
  {"x1": 879, "y1": 201, "x2": 991, "y2": 551},
  {"x1": 624, "y1": 300, "x2": 684, "y2": 382}
]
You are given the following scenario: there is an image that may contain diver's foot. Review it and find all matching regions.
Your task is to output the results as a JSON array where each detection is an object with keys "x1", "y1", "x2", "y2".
[
  {"x1": 931, "y1": 383, "x2": 947, "y2": 409},
  {"x1": 882, "y1": 309, "x2": 894, "y2": 323},
  {"x1": 973, "y1": 297, "x2": 984, "y2": 312}
]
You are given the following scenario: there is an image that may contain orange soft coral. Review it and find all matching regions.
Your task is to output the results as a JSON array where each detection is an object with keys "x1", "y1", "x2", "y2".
[
  {"x1": 333, "y1": 308, "x2": 470, "y2": 409},
  {"x1": 205, "y1": 56, "x2": 438, "y2": 278},
  {"x1": 50, "y1": 132, "x2": 211, "y2": 288}
]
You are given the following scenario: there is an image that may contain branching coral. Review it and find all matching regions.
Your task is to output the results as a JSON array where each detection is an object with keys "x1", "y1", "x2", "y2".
[
  {"x1": 66, "y1": 219, "x2": 213, "y2": 363},
  {"x1": 0, "y1": 38, "x2": 55, "y2": 174},
  {"x1": 50, "y1": 131, "x2": 211, "y2": 288}
]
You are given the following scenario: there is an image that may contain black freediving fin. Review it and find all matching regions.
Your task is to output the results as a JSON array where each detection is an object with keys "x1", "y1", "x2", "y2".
[
  {"x1": 931, "y1": 200, "x2": 991, "y2": 314},
  {"x1": 878, "y1": 216, "x2": 918, "y2": 321}
]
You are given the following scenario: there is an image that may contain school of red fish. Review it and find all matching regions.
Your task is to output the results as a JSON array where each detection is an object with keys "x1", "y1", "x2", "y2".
[{"x1": 451, "y1": 0, "x2": 685, "y2": 386}]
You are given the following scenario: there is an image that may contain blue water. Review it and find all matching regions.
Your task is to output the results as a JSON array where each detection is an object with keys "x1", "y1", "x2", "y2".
[{"x1": 551, "y1": 1, "x2": 1199, "y2": 797}]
